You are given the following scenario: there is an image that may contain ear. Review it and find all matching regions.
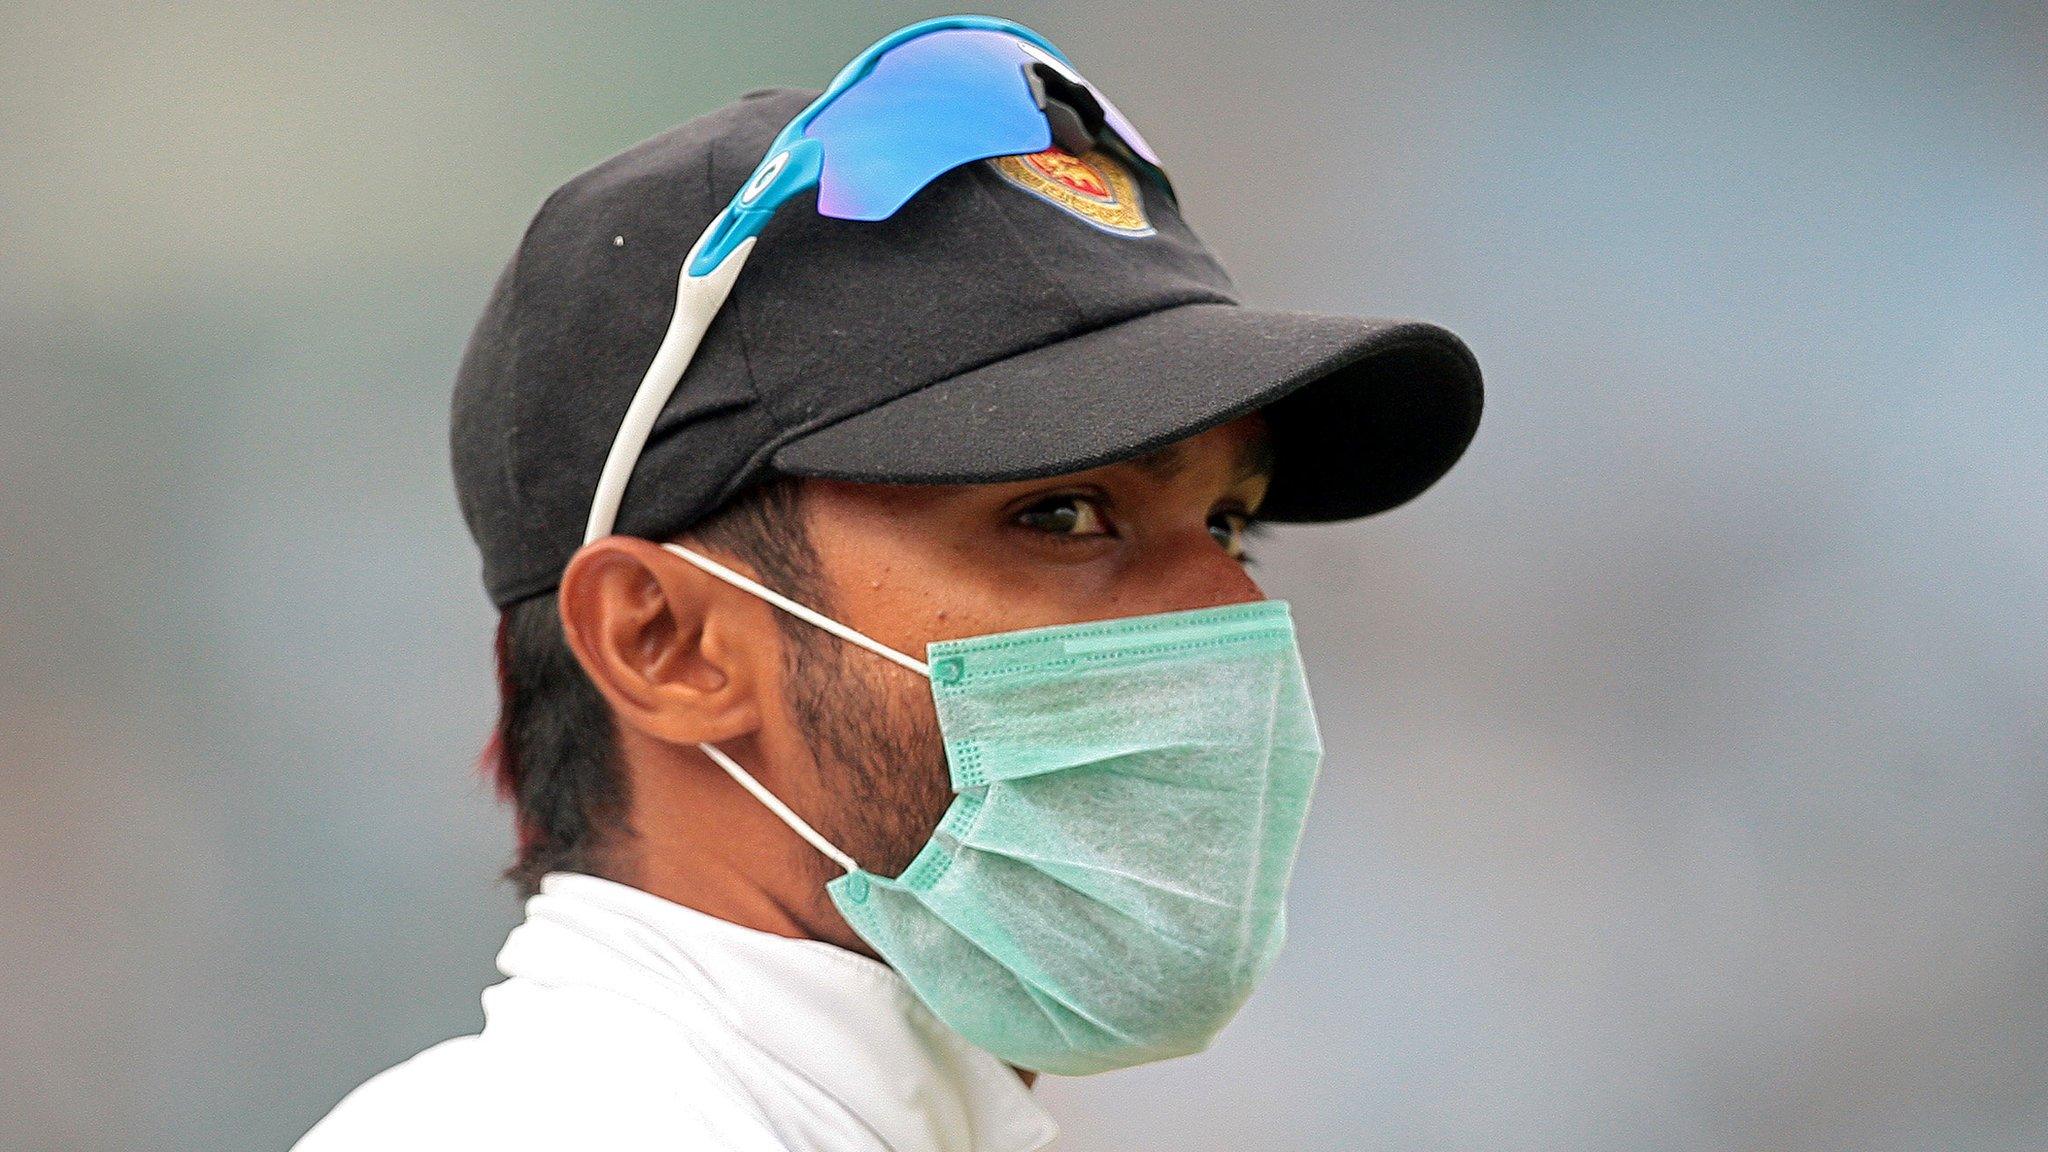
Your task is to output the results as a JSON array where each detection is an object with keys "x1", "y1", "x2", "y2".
[{"x1": 557, "y1": 536, "x2": 775, "y2": 747}]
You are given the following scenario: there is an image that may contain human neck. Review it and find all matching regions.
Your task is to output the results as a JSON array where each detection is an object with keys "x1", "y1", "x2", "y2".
[
  {"x1": 615, "y1": 735, "x2": 879, "y2": 959},
  {"x1": 608, "y1": 739, "x2": 1042, "y2": 1094}
]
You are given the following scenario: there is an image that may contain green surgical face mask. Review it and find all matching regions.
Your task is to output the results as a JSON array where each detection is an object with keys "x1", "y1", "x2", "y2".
[{"x1": 662, "y1": 542, "x2": 1324, "y2": 1076}]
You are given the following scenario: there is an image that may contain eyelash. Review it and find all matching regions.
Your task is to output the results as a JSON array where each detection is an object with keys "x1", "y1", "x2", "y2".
[
  {"x1": 1011, "y1": 492, "x2": 1261, "y2": 563},
  {"x1": 1214, "y1": 510, "x2": 1261, "y2": 564}
]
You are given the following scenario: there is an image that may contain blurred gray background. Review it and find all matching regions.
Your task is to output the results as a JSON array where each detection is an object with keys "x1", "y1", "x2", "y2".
[{"x1": 3, "y1": 2, "x2": 2042, "y2": 1149}]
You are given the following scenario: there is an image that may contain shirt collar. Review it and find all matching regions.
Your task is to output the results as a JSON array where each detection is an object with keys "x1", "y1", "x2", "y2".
[{"x1": 496, "y1": 871, "x2": 1058, "y2": 1152}]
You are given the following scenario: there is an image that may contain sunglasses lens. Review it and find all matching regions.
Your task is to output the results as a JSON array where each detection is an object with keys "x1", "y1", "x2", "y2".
[
  {"x1": 805, "y1": 29, "x2": 1048, "y2": 220},
  {"x1": 1091, "y1": 90, "x2": 1160, "y2": 168},
  {"x1": 804, "y1": 28, "x2": 1159, "y2": 221},
  {"x1": 1012, "y1": 39, "x2": 1161, "y2": 169}
]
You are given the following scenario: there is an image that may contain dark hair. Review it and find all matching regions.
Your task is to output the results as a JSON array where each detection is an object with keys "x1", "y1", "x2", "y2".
[{"x1": 480, "y1": 478, "x2": 819, "y2": 896}]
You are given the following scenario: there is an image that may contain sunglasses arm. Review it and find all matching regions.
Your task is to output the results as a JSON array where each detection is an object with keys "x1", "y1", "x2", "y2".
[{"x1": 583, "y1": 219, "x2": 758, "y2": 544}]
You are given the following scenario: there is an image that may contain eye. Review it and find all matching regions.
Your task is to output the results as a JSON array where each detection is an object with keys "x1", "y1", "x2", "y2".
[
  {"x1": 1014, "y1": 493, "x2": 1113, "y2": 538},
  {"x1": 1209, "y1": 510, "x2": 1258, "y2": 562}
]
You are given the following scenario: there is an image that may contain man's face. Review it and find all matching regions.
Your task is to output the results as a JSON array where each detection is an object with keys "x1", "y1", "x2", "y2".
[{"x1": 765, "y1": 414, "x2": 1273, "y2": 884}]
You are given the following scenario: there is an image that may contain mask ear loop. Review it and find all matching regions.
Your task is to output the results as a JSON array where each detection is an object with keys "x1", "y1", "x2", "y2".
[
  {"x1": 660, "y1": 541, "x2": 934, "y2": 877},
  {"x1": 659, "y1": 542, "x2": 931, "y2": 678},
  {"x1": 696, "y1": 742, "x2": 861, "y2": 876}
]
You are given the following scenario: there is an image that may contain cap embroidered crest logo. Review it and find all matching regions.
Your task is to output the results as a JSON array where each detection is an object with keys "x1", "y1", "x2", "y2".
[{"x1": 989, "y1": 147, "x2": 1153, "y2": 236}]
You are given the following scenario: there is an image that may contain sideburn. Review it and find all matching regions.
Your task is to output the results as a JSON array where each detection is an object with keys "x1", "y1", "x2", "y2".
[{"x1": 778, "y1": 611, "x2": 956, "y2": 885}]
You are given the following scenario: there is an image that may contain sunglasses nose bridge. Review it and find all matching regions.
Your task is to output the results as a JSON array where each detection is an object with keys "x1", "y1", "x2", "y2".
[{"x1": 1024, "y1": 62, "x2": 1107, "y2": 156}]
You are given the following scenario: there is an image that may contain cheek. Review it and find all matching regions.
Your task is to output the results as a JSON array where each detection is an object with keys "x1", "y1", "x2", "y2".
[
  {"x1": 822, "y1": 550, "x2": 1045, "y2": 655},
  {"x1": 853, "y1": 668, "x2": 958, "y2": 878},
  {"x1": 807, "y1": 490, "x2": 1140, "y2": 647},
  {"x1": 794, "y1": 638, "x2": 957, "y2": 879},
  {"x1": 808, "y1": 495, "x2": 1263, "y2": 660},
  {"x1": 1121, "y1": 539, "x2": 1266, "y2": 613},
  {"x1": 861, "y1": 564, "x2": 1264, "y2": 651}
]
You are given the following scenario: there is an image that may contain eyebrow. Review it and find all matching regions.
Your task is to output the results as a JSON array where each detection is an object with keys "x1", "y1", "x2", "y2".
[
  {"x1": 1126, "y1": 426, "x2": 1276, "y2": 487},
  {"x1": 1236, "y1": 431, "x2": 1276, "y2": 486}
]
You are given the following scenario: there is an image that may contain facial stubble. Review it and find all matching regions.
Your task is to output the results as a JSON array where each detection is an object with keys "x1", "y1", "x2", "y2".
[{"x1": 779, "y1": 617, "x2": 956, "y2": 890}]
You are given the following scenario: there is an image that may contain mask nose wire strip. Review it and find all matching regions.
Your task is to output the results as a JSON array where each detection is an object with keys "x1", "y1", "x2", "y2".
[
  {"x1": 658, "y1": 542, "x2": 933, "y2": 678},
  {"x1": 696, "y1": 742, "x2": 861, "y2": 876}
]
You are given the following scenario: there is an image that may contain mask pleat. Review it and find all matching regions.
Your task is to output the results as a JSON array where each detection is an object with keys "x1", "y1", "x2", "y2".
[{"x1": 823, "y1": 600, "x2": 1323, "y2": 1075}]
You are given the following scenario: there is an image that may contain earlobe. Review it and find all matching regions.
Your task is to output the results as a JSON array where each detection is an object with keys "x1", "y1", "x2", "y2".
[{"x1": 557, "y1": 537, "x2": 767, "y2": 747}]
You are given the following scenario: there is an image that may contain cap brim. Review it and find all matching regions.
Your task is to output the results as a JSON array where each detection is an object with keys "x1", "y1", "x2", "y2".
[{"x1": 769, "y1": 301, "x2": 1482, "y2": 521}]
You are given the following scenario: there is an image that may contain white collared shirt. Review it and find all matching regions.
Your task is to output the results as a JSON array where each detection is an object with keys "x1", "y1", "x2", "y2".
[{"x1": 292, "y1": 872, "x2": 1059, "y2": 1151}]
